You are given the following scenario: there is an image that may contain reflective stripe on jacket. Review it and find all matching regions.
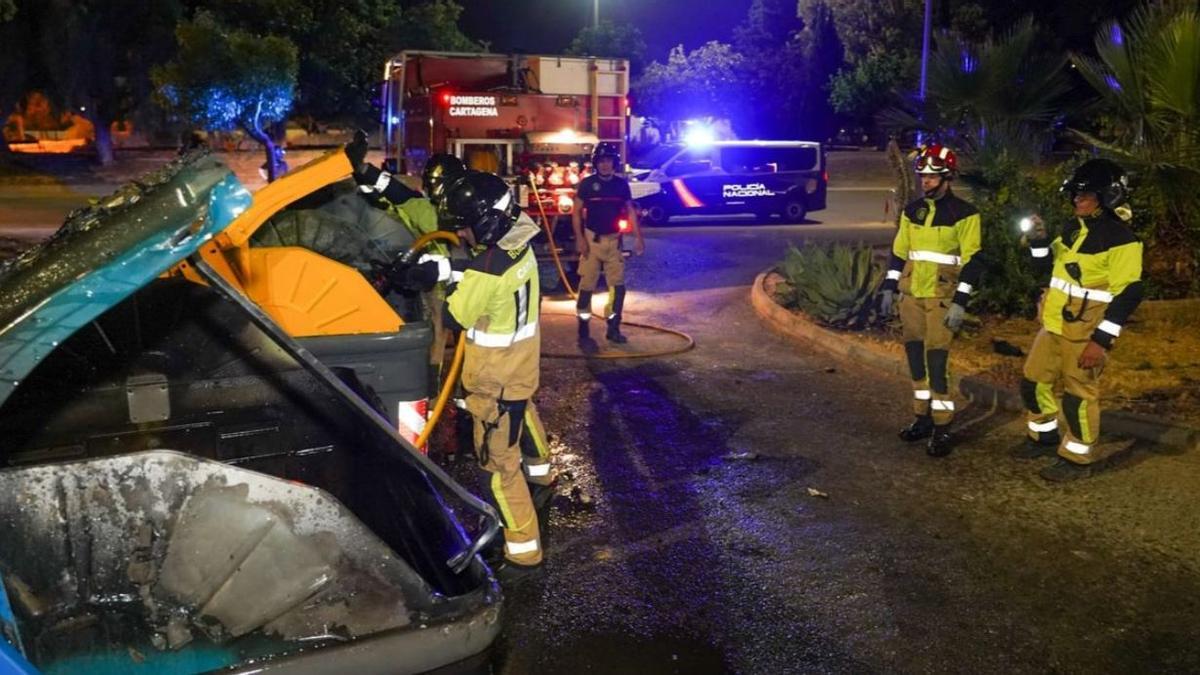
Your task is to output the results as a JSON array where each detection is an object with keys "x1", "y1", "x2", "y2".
[
  {"x1": 883, "y1": 191, "x2": 983, "y2": 302},
  {"x1": 1028, "y1": 213, "x2": 1143, "y2": 347}
]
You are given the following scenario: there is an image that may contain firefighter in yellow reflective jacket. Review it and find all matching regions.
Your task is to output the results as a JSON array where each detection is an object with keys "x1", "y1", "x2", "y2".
[
  {"x1": 1015, "y1": 159, "x2": 1144, "y2": 482},
  {"x1": 878, "y1": 144, "x2": 983, "y2": 457},
  {"x1": 395, "y1": 171, "x2": 552, "y2": 583},
  {"x1": 346, "y1": 138, "x2": 464, "y2": 369}
]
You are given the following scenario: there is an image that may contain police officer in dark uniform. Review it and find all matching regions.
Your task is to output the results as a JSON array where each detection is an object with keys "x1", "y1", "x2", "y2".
[{"x1": 572, "y1": 142, "x2": 645, "y2": 347}]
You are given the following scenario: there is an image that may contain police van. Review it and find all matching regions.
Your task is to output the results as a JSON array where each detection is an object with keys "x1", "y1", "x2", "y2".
[{"x1": 629, "y1": 140, "x2": 827, "y2": 224}]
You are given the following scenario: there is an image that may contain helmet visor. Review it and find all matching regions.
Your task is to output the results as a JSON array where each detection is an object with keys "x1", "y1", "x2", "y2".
[{"x1": 915, "y1": 155, "x2": 950, "y2": 174}]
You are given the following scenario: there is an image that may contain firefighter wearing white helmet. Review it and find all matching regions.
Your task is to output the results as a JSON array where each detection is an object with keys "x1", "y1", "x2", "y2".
[
  {"x1": 1015, "y1": 159, "x2": 1144, "y2": 482},
  {"x1": 878, "y1": 144, "x2": 985, "y2": 457}
]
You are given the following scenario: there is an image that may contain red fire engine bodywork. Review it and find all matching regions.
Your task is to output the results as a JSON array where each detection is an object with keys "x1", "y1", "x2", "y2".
[{"x1": 381, "y1": 52, "x2": 629, "y2": 218}]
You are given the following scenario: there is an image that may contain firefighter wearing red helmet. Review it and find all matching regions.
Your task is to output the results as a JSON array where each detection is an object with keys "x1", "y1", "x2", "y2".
[
  {"x1": 1014, "y1": 159, "x2": 1144, "y2": 481},
  {"x1": 572, "y1": 142, "x2": 645, "y2": 350},
  {"x1": 878, "y1": 144, "x2": 984, "y2": 457}
]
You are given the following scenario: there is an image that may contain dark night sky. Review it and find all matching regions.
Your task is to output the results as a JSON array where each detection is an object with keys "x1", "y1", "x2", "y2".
[{"x1": 454, "y1": 0, "x2": 755, "y2": 61}]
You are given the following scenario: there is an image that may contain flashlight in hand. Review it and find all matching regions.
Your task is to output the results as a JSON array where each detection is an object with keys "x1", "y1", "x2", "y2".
[{"x1": 1018, "y1": 217, "x2": 1034, "y2": 233}]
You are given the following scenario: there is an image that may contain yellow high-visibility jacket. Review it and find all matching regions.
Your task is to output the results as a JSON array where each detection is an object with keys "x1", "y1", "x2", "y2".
[
  {"x1": 1028, "y1": 212, "x2": 1143, "y2": 348},
  {"x1": 882, "y1": 190, "x2": 983, "y2": 306}
]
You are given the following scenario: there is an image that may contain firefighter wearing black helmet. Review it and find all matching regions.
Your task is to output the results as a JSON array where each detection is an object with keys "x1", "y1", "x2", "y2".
[
  {"x1": 398, "y1": 172, "x2": 553, "y2": 582},
  {"x1": 346, "y1": 136, "x2": 466, "y2": 369},
  {"x1": 572, "y1": 141, "x2": 645, "y2": 348},
  {"x1": 345, "y1": 132, "x2": 446, "y2": 242},
  {"x1": 1015, "y1": 159, "x2": 1144, "y2": 481}
]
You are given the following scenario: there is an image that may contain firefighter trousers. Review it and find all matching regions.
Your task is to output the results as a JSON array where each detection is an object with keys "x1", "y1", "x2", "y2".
[
  {"x1": 469, "y1": 395, "x2": 543, "y2": 566},
  {"x1": 1021, "y1": 329, "x2": 1104, "y2": 465},
  {"x1": 577, "y1": 231, "x2": 625, "y2": 293},
  {"x1": 899, "y1": 295, "x2": 955, "y2": 426},
  {"x1": 520, "y1": 402, "x2": 555, "y2": 487}
]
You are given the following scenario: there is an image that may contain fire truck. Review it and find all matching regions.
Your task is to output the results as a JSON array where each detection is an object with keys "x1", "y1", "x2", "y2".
[{"x1": 380, "y1": 51, "x2": 631, "y2": 289}]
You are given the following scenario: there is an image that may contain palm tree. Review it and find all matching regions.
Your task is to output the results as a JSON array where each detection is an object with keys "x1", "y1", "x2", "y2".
[
  {"x1": 1069, "y1": 1, "x2": 1200, "y2": 293},
  {"x1": 884, "y1": 17, "x2": 1072, "y2": 159}
]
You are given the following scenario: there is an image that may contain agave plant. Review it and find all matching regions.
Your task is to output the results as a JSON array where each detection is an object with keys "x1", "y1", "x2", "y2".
[{"x1": 775, "y1": 243, "x2": 883, "y2": 329}]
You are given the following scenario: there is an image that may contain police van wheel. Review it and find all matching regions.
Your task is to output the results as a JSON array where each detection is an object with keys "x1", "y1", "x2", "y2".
[
  {"x1": 642, "y1": 205, "x2": 670, "y2": 226},
  {"x1": 781, "y1": 198, "x2": 807, "y2": 223}
]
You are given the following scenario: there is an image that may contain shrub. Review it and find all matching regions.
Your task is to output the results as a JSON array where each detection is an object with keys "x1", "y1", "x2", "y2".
[{"x1": 774, "y1": 243, "x2": 882, "y2": 329}]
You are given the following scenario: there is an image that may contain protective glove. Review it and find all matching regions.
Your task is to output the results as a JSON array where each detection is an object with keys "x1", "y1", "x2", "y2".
[
  {"x1": 878, "y1": 289, "x2": 896, "y2": 317},
  {"x1": 943, "y1": 302, "x2": 966, "y2": 332},
  {"x1": 345, "y1": 129, "x2": 369, "y2": 175},
  {"x1": 386, "y1": 259, "x2": 440, "y2": 293}
]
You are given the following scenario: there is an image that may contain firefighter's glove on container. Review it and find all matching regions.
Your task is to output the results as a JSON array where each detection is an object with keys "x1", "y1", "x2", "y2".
[
  {"x1": 345, "y1": 130, "x2": 369, "y2": 175},
  {"x1": 878, "y1": 289, "x2": 896, "y2": 317},
  {"x1": 943, "y1": 302, "x2": 966, "y2": 332},
  {"x1": 386, "y1": 259, "x2": 442, "y2": 293}
]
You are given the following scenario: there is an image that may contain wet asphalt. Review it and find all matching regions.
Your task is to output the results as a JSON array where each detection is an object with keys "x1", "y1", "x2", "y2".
[{"x1": 480, "y1": 218, "x2": 1200, "y2": 674}]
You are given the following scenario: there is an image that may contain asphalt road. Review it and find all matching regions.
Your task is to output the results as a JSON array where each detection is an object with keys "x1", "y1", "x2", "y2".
[
  {"x1": 481, "y1": 216, "x2": 1200, "y2": 674},
  {"x1": 7, "y1": 159, "x2": 1199, "y2": 673}
]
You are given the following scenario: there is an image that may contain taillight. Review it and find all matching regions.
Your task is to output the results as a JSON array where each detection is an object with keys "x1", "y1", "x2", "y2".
[
  {"x1": 618, "y1": 218, "x2": 630, "y2": 232},
  {"x1": 823, "y1": 170, "x2": 829, "y2": 183}
]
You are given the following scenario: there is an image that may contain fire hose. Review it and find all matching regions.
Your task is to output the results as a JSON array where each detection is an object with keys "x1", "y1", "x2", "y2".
[
  {"x1": 409, "y1": 178, "x2": 698, "y2": 445},
  {"x1": 526, "y1": 176, "x2": 695, "y2": 360}
]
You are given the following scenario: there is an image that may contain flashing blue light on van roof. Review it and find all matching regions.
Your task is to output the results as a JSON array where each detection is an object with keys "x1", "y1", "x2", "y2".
[{"x1": 684, "y1": 127, "x2": 715, "y2": 146}]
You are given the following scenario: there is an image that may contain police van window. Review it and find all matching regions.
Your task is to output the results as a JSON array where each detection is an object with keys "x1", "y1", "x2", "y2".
[
  {"x1": 636, "y1": 144, "x2": 683, "y2": 169},
  {"x1": 723, "y1": 146, "x2": 817, "y2": 174},
  {"x1": 722, "y1": 147, "x2": 775, "y2": 174},
  {"x1": 665, "y1": 147, "x2": 718, "y2": 177}
]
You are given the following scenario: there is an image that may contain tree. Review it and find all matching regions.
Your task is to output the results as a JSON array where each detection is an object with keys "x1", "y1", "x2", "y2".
[
  {"x1": 566, "y1": 19, "x2": 648, "y2": 75},
  {"x1": 814, "y1": 0, "x2": 924, "y2": 130},
  {"x1": 732, "y1": 0, "x2": 833, "y2": 139},
  {"x1": 631, "y1": 42, "x2": 749, "y2": 127},
  {"x1": 389, "y1": 0, "x2": 482, "y2": 53},
  {"x1": 1, "y1": 0, "x2": 184, "y2": 163},
  {"x1": 1069, "y1": 1, "x2": 1200, "y2": 296},
  {"x1": 829, "y1": 51, "x2": 915, "y2": 125},
  {"x1": 199, "y1": 0, "x2": 477, "y2": 126},
  {"x1": 734, "y1": 0, "x2": 802, "y2": 54},
  {"x1": 881, "y1": 17, "x2": 1071, "y2": 159},
  {"x1": 153, "y1": 12, "x2": 299, "y2": 181}
]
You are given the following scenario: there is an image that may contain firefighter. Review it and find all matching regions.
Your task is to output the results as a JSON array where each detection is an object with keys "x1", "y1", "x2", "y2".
[
  {"x1": 346, "y1": 137, "x2": 464, "y2": 369},
  {"x1": 878, "y1": 144, "x2": 984, "y2": 457},
  {"x1": 345, "y1": 132, "x2": 449, "y2": 249},
  {"x1": 394, "y1": 171, "x2": 551, "y2": 582},
  {"x1": 572, "y1": 141, "x2": 645, "y2": 348},
  {"x1": 1016, "y1": 159, "x2": 1143, "y2": 482}
]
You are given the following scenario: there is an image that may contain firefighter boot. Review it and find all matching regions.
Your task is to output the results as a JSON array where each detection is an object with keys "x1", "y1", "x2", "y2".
[
  {"x1": 1040, "y1": 458, "x2": 1103, "y2": 482},
  {"x1": 495, "y1": 560, "x2": 544, "y2": 588},
  {"x1": 576, "y1": 291, "x2": 598, "y2": 352},
  {"x1": 606, "y1": 316, "x2": 628, "y2": 343},
  {"x1": 1011, "y1": 436, "x2": 1060, "y2": 460},
  {"x1": 926, "y1": 425, "x2": 953, "y2": 457},
  {"x1": 605, "y1": 285, "x2": 628, "y2": 343},
  {"x1": 899, "y1": 415, "x2": 934, "y2": 442}
]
